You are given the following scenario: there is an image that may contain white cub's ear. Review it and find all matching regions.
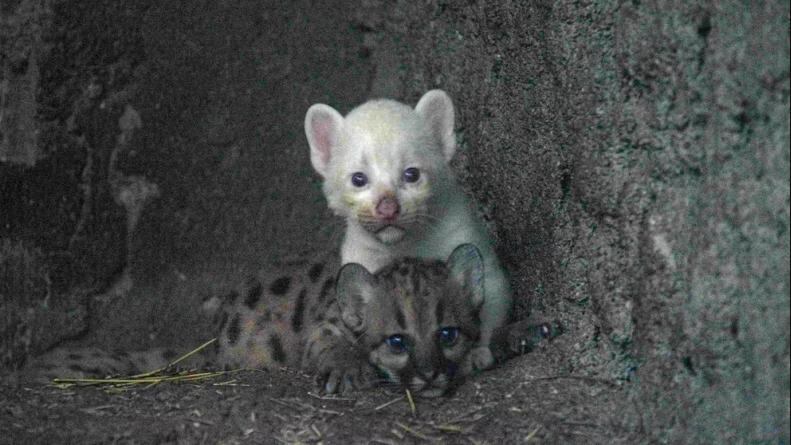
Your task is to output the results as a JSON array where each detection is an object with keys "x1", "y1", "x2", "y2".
[
  {"x1": 447, "y1": 244, "x2": 485, "y2": 308},
  {"x1": 415, "y1": 89, "x2": 456, "y2": 162},
  {"x1": 305, "y1": 103, "x2": 344, "y2": 177},
  {"x1": 335, "y1": 263, "x2": 377, "y2": 332}
]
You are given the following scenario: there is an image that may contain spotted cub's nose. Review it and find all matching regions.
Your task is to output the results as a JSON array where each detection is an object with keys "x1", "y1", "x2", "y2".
[{"x1": 375, "y1": 196, "x2": 400, "y2": 221}]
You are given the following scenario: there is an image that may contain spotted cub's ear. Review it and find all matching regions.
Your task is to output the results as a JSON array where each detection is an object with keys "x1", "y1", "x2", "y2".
[
  {"x1": 415, "y1": 89, "x2": 456, "y2": 162},
  {"x1": 335, "y1": 263, "x2": 377, "y2": 332},
  {"x1": 447, "y1": 244, "x2": 485, "y2": 308},
  {"x1": 305, "y1": 103, "x2": 344, "y2": 177}
]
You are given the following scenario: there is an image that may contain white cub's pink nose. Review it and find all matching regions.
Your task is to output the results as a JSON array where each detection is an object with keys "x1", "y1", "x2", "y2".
[{"x1": 375, "y1": 196, "x2": 400, "y2": 221}]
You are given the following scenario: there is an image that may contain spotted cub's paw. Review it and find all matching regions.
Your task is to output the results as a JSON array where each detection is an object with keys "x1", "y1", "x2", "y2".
[
  {"x1": 469, "y1": 346, "x2": 495, "y2": 372},
  {"x1": 504, "y1": 319, "x2": 563, "y2": 356},
  {"x1": 487, "y1": 319, "x2": 565, "y2": 363},
  {"x1": 315, "y1": 345, "x2": 373, "y2": 394}
]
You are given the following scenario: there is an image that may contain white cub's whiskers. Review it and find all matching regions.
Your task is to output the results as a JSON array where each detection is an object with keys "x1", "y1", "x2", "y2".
[{"x1": 401, "y1": 212, "x2": 441, "y2": 230}]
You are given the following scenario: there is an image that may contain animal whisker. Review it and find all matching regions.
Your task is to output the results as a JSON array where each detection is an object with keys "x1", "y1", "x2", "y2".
[{"x1": 400, "y1": 214, "x2": 440, "y2": 230}]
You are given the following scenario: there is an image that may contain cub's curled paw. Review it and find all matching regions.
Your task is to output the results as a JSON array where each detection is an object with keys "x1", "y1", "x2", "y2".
[{"x1": 315, "y1": 345, "x2": 373, "y2": 394}]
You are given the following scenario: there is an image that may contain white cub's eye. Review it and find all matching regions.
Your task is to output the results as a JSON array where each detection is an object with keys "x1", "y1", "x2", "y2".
[
  {"x1": 351, "y1": 172, "x2": 368, "y2": 187},
  {"x1": 403, "y1": 167, "x2": 420, "y2": 183}
]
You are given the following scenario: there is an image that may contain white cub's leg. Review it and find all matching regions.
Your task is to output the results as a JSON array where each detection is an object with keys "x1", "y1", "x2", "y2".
[{"x1": 473, "y1": 255, "x2": 512, "y2": 370}]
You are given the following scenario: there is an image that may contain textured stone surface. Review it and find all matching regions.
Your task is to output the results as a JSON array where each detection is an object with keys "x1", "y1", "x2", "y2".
[
  {"x1": 1, "y1": 0, "x2": 138, "y2": 363},
  {"x1": 1, "y1": 0, "x2": 788, "y2": 442},
  {"x1": 2, "y1": 0, "x2": 373, "y2": 356},
  {"x1": 359, "y1": 1, "x2": 789, "y2": 441}
]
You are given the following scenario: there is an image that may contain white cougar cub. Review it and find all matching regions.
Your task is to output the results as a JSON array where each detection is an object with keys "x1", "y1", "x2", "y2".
[{"x1": 304, "y1": 90, "x2": 512, "y2": 370}]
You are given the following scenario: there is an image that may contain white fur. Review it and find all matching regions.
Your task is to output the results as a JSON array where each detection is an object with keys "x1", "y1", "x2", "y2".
[{"x1": 305, "y1": 90, "x2": 512, "y2": 370}]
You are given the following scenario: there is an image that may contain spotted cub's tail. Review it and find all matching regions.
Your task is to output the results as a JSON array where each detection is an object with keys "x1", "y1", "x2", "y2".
[{"x1": 21, "y1": 346, "x2": 210, "y2": 384}]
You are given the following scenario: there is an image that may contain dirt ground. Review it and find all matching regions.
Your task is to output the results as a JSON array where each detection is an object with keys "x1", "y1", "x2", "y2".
[{"x1": 1, "y1": 343, "x2": 637, "y2": 444}]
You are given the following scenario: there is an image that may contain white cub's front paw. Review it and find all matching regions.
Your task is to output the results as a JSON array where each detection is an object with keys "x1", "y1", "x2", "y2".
[{"x1": 470, "y1": 346, "x2": 494, "y2": 371}]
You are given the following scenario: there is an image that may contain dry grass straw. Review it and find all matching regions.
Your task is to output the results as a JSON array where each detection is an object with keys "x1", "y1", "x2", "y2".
[
  {"x1": 50, "y1": 338, "x2": 233, "y2": 390},
  {"x1": 405, "y1": 388, "x2": 417, "y2": 416}
]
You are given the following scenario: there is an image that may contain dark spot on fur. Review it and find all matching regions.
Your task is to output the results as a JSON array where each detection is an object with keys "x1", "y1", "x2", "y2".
[
  {"x1": 163, "y1": 349, "x2": 177, "y2": 360},
  {"x1": 436, "y1": 300, "x2": 445, "y2": 323},
  {"x1": 327, "y1": 317, "x2": 339, "y2": 325},
  {"x1": 245, "y1": 280, "x2": 263, "y2": 309},
  {"x1": 318, "y1": 277, "x2": 334, "y2": 302},
  {"x1": 322, "y1": 328, "x2": 334, "y2": 337},
  {"x1": 227, "y1": 314, "x2": 241, "y2": 345},
  {"x1": 67, "y1": 353, "x2": 82, "y2": 360},
  {"x1": 292, "y1": 289, "x2": 307, "y2": 332},
  {"x1": 226, "y1": 290, "x2": 239, "y2": 303},
  {"x1": 269, "y1": 335, "x2": 286, "y2": 363},
  {"x1": 270, "y1": 276, "x2": 291, "y2": 295},
  {"x1": 69, "y1": 364, "x2": 85, "y2": 372},
  {"x1": 396, "y1": 309, "x2": 406, "y2": 329},
  {"x1": 410, "y1": 270, "x2": 422, "y2": 294},
  {"x1": 217, "y1": 311, "x2": 229, "y2": 331},
  {"x1": 308, "y1": 263, "x2": 325, "y2": 282}
]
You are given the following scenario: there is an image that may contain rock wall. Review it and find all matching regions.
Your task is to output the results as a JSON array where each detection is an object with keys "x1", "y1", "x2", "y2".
[
  {"x1": 359, "y1": 1, "x2": 789, "y2": 441},
  {"x1": 2, "y1": 0, "x2": 373, "y2": 358},
  {"x1": 1, "y1": 0, "x2": 788, "y2": 442}
]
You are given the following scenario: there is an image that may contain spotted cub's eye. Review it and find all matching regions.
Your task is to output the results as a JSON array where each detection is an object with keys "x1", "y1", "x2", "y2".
[
  {"x1": 403, "y1": 167, "x2": 420, "y2": 183},
  {"x1": 438, "y1": 327, "x2": 460, "y2": 347},
  {"x1": 351, "y1": 172, "x2": 368, "y2": 187},
  {"x1": 385, "y1": 334, "x2": 407, "y2": 354}
]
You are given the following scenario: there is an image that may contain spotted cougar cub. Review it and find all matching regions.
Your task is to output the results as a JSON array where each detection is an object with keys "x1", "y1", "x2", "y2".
[
  {"x1": 216, "y1": 243, "x2": 487, "y2": 397},
  {"x1": 26, "y1": 245, "x2": 490, "y2": 398},
  {"x1": 305, "y1": 90, "x2": 512, "y2": 370}
]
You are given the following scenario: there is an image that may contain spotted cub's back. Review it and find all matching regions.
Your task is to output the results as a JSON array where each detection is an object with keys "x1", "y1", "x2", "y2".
[
  {"x1": 23, "y1": 253, "x2": 343, "y2": 384},
  {"x1": 212, "y1": 254, "x2": 342, "y2": 369}
]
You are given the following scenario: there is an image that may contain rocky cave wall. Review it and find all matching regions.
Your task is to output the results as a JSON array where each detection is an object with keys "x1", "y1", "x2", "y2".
[{"x1": 1, "y1": 0, "x2": 788, "y2": 443}]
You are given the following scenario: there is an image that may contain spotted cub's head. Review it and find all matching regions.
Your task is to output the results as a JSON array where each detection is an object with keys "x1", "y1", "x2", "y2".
[
  {"x1": 305, "y1": 90, "x2": 456, "y2": 245},
  {"x1": 336, "y1": 244, "x2": 485, "y2": 397}
]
